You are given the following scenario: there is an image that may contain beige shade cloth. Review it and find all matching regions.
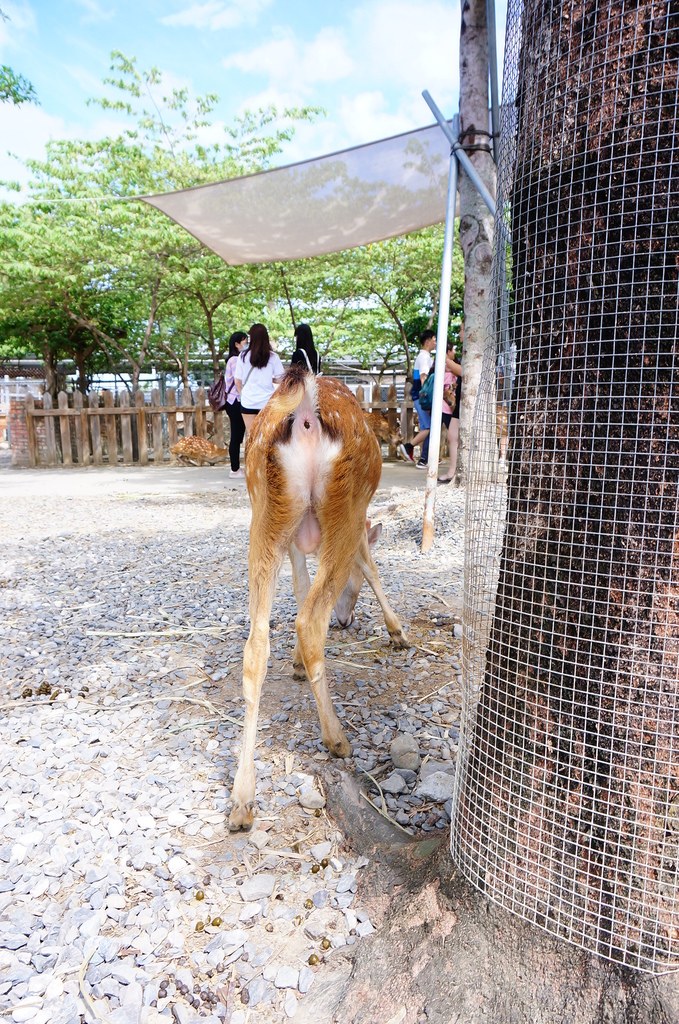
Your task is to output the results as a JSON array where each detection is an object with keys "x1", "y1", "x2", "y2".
[{"x1": 142, "y1": 123, "x2": 451, "y2": 265}]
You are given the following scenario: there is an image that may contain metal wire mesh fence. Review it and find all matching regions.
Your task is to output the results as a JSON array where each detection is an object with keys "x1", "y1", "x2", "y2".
[{"x1": 451, "y1": 0, "x2": 679, "y2": 972}]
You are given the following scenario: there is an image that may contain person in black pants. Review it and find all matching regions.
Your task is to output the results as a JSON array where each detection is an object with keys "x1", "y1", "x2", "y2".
[{"x1": 224, "y1": 331, "x2": 247, "y2": 477}]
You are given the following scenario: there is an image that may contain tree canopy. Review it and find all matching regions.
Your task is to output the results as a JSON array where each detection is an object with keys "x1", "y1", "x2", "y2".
[
  {"x1": 0, "y1": 8, "x2": 37, "y2": 105},
  {"x1": 0, "y1": 52, "x2": 463, "y2": 393}
]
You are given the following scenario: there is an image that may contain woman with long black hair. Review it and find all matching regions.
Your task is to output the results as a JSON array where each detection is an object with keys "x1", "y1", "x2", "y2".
[
  {"x1": 224, "y1": 330, "x2": 248, "y2": 477},
  {"x1": 290, "y1": 323, "x2": 320, "y2": 374},
  {"x1": 235, "y1": 324, "x2": 285, "y2": 435}
]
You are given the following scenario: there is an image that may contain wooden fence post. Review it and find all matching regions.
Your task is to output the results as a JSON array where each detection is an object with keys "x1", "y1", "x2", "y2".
[
  {"x1": 181, "y1": 388, "x2": 194, "y2": 438},
  {"x1": 89, "y1": 390, "x2": 103, "y2": 465},
  {"x1": 151, "y1": 388, "x2": 163, "y2": 465},
  {"x1": 24, "y1": 394, "x2": 37, "y2": 468},
  {"x1": 43, "y1": 393, "x2": 57, "y2": 466},
  {"x1": 57, "y1": 391, "x2": 72, "y2": 466},
  {"x1": 195, "y1": 387, "x2": 206, "y2": 439},
  {"x1": 214, "y1": 408, "x2": 224, "y2": 447},
  {"x1": 73, "y1": 391, "x2": 90, "y2": 466},
  {"x1": 372, "y1": 383, "x2": 381, "y2": 413},
  {"x1": 103, "y1": 390, "x2": 117, "y2": 465},
  {"x1": 119, "y1": 391, "x2": 133, "y2": 465},
  {"x1": 135, "y1": 390, "x2": 148, "y2": 465},
  {"x1": 167, "y1": 388, "x2": 178, "y2": 449},
  {"x1": 356, "y1": 385, "x2": 365, "y2": 409}
]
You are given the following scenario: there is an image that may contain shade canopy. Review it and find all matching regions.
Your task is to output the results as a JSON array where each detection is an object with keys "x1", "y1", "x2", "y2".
[{"x1": 142, "y1": 123, "x2": 452, "y2": 265}]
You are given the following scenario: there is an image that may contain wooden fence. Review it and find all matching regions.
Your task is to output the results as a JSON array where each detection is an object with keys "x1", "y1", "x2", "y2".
[{"x1": 22, "y1": 382, "x2": 417, "y2": 468}]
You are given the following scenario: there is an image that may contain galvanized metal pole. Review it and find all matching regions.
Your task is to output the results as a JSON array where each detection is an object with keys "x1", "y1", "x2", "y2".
[
  {"x1": 423, "y1": 90, "x2": 496, "y2": 217},
  {"x1": 421, "y1": 129, "x2": 459, "y2": 553},
  {"x1": 486, "y1": 0, "x2": 501, "y2": 166}
]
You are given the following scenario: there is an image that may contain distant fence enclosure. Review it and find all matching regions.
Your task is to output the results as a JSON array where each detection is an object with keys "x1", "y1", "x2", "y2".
[
  {"x1": 24, "y1": 387, "x2": 208, "y2": 468},
  {"x1": 22, "y1": 383, "x2": 416, "y2": 468}
]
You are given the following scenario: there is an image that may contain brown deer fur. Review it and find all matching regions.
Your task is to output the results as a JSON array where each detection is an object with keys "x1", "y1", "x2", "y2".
[
  {"x1": 170, "y1": 436, "x2": 229, "y2": 466},
  {"x1": 363, "y1": 410, "x2": 403, "y2": 450},
  {"x1": 229, "y1": 367, "x2": 408, "y2": 831}
]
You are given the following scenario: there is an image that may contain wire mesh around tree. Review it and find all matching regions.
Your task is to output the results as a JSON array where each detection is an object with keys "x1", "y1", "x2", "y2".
[{"x1": 451, "y1": 0, "x2": 679, "y2": 973}]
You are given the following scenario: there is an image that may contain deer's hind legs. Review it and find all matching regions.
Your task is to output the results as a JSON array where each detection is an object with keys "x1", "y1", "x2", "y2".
[
  {"x1": 356, "y1": 531, "x2": 409, "y2": 649},
  {"x1": 288, "y1": 543, "x2": 311, "y2": 680},
  {"x1": 229, "y1": 550, "x2": 283, "y2": 832},
  {"x1": 295, "y1": 538, "x2": 364, "y2": 759}
]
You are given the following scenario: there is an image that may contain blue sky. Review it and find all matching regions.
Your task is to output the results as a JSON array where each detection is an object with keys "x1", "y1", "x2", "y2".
[{"x1": 0, "y1": 0, "x2": 505, "y2": 196}]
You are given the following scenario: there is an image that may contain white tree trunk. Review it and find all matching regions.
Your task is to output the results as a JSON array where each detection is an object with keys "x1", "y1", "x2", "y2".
[{"x1": 455, "y1": 0, "x2": 496, "y2": 487}]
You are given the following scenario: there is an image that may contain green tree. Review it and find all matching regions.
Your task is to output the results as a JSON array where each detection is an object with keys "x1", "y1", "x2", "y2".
[
  {"x1": 0, "y1": 65, "x2": 37, "y2": 105},
  {"x1": 267, "y1": 227, "x2": 463, "y2": 374},
  {"x1": 0, "y1": 9, "x2": 37, "y2": 105},
  {"x1": 0, "y1": 52, "x2": 321, "y2": 388},
  {"x1": 0, "y1": 50, "x2": 464, "y2": 386}
]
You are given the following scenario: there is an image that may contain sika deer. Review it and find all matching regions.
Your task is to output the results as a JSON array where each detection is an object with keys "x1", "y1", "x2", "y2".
[
  {"x1": 229, "y1": 367, "x2": 408, "y2": 831},
  {"x1": 170, "y1": 437, "x2": 230, "y2": 466},
  {"x1": 363, "y1": 411, "x2": 403, "y2": 452}
]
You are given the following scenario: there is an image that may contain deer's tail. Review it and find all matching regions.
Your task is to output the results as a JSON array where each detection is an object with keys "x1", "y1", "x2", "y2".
[{"x1": 265, "y1": 365, "x2": 313, "y2": 422}]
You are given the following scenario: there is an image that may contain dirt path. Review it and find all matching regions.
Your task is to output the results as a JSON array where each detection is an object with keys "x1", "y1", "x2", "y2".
[{"x1": 0, "y1": 464, "x2": 465, "y2": 1024}]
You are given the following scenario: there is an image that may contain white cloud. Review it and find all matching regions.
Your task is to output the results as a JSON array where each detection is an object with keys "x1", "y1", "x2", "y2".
[
  {"x1": 305, "y1": 28, "x2": 354, "y2": 84},
  {"x1": 277, "y1": 117, "x2": 347, "y2": 164},
  {"x1": 224, "y1": 27, "x2": 353, "y2": 92},
  {"x1": 221, "y1": 0, "x2": 458, "y2": 153},
  {"x1": 225, "y1": 37, "x2": 296, "y2": 77},
  {"x1": 71, "y1": 0, "x2": 114, "y2": 24},
  {"x1": 63, "y1": 64, "x2": 104, "y2": 96},
  {"x1": 0, "y1": 1, "x2": 36, "y2": 53},
  {"x1": 339, "y1": 91, "x2": 414, "y2": 144},
  {"x1": 0, "y1": 103, "x2": 123, "y2": 201},
  {"x1": 161, "y1": 0, "x2": 272, "y2": 31},
  {"x1": 353, "y1": 0, "x2": 458, "y2": 98},
  {"x1": 0, "y1": 104, "x2": 68, "y2": 196},
  {"x1": 161, "y1": 1, "x2": 223, "y2": 28}
]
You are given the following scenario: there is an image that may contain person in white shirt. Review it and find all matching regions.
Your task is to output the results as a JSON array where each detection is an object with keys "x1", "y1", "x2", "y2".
[
  {"x1": 235, "y1": 323, "x2": 285, "y2": 435},
  {"x1": 399, "y1": 329, "x2": 437, "y2": 467}
]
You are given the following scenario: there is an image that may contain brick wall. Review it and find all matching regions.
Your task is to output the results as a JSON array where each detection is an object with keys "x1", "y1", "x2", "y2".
[
  {"x1": 9, "y1": 398, "x2": 29, "y2": 467},
  {"x1": 9, "y1": 397, "x2": 49, "y2": 467}
]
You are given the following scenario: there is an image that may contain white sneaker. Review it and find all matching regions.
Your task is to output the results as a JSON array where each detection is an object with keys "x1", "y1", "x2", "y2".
[{"x1": 229, "y1": 468, "x2": 245, "y2": 478}]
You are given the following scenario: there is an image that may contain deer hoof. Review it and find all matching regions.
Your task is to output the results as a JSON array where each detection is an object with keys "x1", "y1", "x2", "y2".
[
  {"x1": 292, "y1": 662, "x2": 306, "y2": 680},
  {"x1": 326, "y1": 734, "x2": 351, "y2": 759},
  {"x1": 390, "y1": 631, "x2": 410, "y2": 650},
  {"x1": 228, "y1": 802, "x2": 254, "y2": 831}
]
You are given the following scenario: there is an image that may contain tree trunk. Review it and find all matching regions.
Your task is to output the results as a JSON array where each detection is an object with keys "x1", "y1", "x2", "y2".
[
  {"x1": 133, "y1": 277, "x2": 160, "y2": 391},
  {"x1": 290, "y1": 3, "x2": 679, "y2": 1018},
  {"x1": 74, "y1": 350, "x2": 88, "y2": 394},
  {"x1": 42, "y1": 345, "x2": 58, "y2": 400},
  {"x1": 455, "y1": 0, "x2": 496, "y2": 487},
  {"x1": 183, "y1": 330, "x2": 190, "y2": 389},
  {"x1": 206, "y1": 317, "x2": 220, "y2": 380},
  {"x1": 294, "y1": 769, "x2": 679, "y2": 1024},
  {"x1": 455, "y1": 0, "x2": 679, "y2": 972},
  {"x1": 280, "y1": 266, "x2": 297, "y2": 329}
]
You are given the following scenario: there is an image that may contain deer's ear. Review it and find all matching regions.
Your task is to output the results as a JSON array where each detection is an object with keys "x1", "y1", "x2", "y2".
[{"x1": 367, "y1": 522, "x2": 383, "y2": 548}]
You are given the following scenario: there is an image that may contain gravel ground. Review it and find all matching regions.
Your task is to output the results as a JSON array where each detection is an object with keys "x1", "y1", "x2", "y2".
[{"x1": 0, "y1": 465, "x2": 465, "y2": 1024}]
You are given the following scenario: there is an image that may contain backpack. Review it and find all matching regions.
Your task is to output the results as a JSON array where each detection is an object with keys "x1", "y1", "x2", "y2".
[
  {"x1": 208, "y1": 373, "x2": 227, "y2": 412},
  {"x1": 418, "y1": 371, "x2": 435, "y2": 412}
]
